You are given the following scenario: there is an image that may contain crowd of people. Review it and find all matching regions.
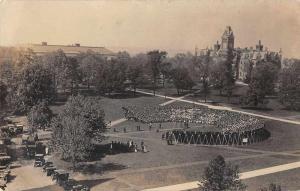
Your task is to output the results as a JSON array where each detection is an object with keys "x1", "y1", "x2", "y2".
[
  {"x1": 123, "y1": 105, "x2": 264, "y2": 133},
  {"x1": 109, "y1": 140, "x2": 148, "y2": 154}
]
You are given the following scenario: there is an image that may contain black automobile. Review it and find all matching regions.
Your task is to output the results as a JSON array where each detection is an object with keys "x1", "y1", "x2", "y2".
[
  {"x1": 62, "y1": 179, "x2": 77, "y2": 191},
  {"x1": 46, "y1": 166, "x2": 56, "y2": 176},
  {"x1": 33, "y1": 154, "x2": 44, "y2": 167},
  {"x1": 72, "y1": 184, "x2": 90, "y2": 191},
  {"x1": 62, "y1": 179, "x2": 90, "y2": 191},
  {"x1": 43, "y1": 161, "x2": 54, "y2": 172},
  {"x1": 34, "y1": 160, "x2": 44, "y2": 167}
]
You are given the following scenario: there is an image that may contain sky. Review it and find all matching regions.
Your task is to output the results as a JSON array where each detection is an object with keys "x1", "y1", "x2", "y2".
[{"x1": 0, "y1": 0, "x2": 299, "y2": 58}]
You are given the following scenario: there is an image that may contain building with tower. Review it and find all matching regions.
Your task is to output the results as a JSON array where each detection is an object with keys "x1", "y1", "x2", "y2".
[
  {"x1": 221, "y1": 26, "x2": 234, "y2": 52},
  {"x1": 197, "y1": 26, "x2": 282, "y2": 81}
]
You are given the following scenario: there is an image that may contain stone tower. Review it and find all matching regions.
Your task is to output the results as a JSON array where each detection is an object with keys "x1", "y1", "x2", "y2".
[
  {"x1": 256, "y1": 40, "x2": 263, "y2": 51},
  {"x1": 221, "y1": 26, "x2": 234, "y2": 51}
]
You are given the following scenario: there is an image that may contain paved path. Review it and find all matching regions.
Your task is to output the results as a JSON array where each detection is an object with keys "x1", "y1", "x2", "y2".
[
  {"x1": 159, "y1": 94, "x2": 191, "y2": 106},
  {"x1": 142, "y1": 161, "x2": 300, "y2": 191},
  {"x1": 110, "y1": 118, "x2": 127, "y2": 127},
  {"x1": 134, "y1": 89, "x2": 300, "y2": 125},
  {"x1": 6, "y1": 163, "x2": 58, "y2": 191}
]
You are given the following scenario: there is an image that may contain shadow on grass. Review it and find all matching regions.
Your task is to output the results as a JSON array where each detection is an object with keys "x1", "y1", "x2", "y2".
[
  {"x1": 75, "y1": 162, "x2": 127, "y2": 175},
  {"x1": 66, "y1": 144, "x2": 129, "y2": 174},
  {"x1": 90, "y1": 143, "x2": 134, "y2": 160},
  {"x1": 76, "y1": 178, "x2": 115, "y2": 188},
  {"x1": 22, "y1": 185, "x2": 63, "y2": 191},
  {"x1": 22, "y1": 178, "x2": 114, "y2": 191}
]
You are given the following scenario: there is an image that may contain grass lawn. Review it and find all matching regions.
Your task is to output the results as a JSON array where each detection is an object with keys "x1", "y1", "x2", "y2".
[
  {"x1": 50, "y1": 92, "x2": 166, "y2": 121},
  {"x1": 140, "y1": 82, "x2": 300, "y2": 120},
  {"x1": 245, "y1": 121, "x2": 300, "y2": 152},
  {"x1": 45, "y1": 89, "x2": 300, "y2": 191}
]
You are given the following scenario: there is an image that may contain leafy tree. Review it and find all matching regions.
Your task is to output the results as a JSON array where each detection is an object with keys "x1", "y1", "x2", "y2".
[
  {"x1": 279, "y1": 60, "x2": 300, "y2": 110},
  {"x1": 42, "y1": 49, "x2": 69, "y2": 92},
  {"x1": 147, "y1": 50, "x2": 167, "y2": 95},
  {"x1": 77, "y1": 51, "x2": 104, "y2": 89},
  {"x1": 51, "y1": 95, "x2": 106, "y2": 167},
  {"x1": 193, "y1": 51, "x2": 211, "y2": 102},
  {"x1": 66, "y1": 57, "x2": 81, "y2": 95},
  {"x1": 171, "y1": 67, "x2": 195, "y2": 95},
  {"x1": 96, "y1": 60, "x2": 127, "y2": 95},
  {"x1": 127, "y1": 63, "x2": 144, "y2": 95},
  {"x1": 0, "y1": 81, "x2": 8, "y2": 109},
  {"x1": 159, "y1": 62, "x2": 172, "y2": 87},
  {"x1": 7, "y1": 63, "x2": 55, "y2": 113},
  {"x1": 0, "y1": 61, "x2": 14, "y2": 84},
  {"x1": 13, "y1": 48, "x2": 36, "y2": 70},
  {"x1": 27, "y1": 101, "x2": 53, "y2": 132},
  {"x1": 116, "y1": 51, "x2": 131, "y2": 65},
  {"x1": 199, "y1": 155, "x2": 246, "y2": 191},
  {"x1": 42, "y1": 50, "x2": 81, "y2": 94},
  {"x1": 210, "y1": 58, "x2": 227, "y2": 95},
  {"x1": 223, "y1": 51, "x2": 235, "y2": 102},
  {"x1": 244, "y1": 61, "x2": 279, "y2": 107}
]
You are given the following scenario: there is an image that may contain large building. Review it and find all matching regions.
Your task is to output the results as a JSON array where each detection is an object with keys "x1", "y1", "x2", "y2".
[
  {"x1": 0, "y1": 42, "x2": 116, "y2": 62},
  {"x1": 197, "y1": 26, "x2": 282, "y2": 81}
]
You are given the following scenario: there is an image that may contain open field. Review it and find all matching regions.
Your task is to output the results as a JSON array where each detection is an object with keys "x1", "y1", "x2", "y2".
[
  {"x1": 53, "y1": 93, "x2": 300, "y2": 190},
  {"x1": 6, "y1": 90, "x2": 300, "y2": 191}
]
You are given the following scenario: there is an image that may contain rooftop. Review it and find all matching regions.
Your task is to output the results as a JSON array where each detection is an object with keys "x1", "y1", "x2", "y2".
[{"x1": 17, "y1": 42, "x2": 115, "y2": 56}]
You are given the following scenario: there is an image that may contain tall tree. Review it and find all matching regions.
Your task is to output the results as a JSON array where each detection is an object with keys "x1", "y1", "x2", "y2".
[
  {"x1": 51, "y1": 95, "x2": 106, "y2": 167},
  {"x1": 0, "y1": 81, "x2": 8, "y2": 109},
  {"x1": 279, "y1": 60, "x2": 300, "y2": 110},
  {"x1": 193, "y1": 51, "x2": 211, "y2": 102},
  {"x1": 199, "y1": 155, "x2": 246, "y2": 191},
  {"x1": 159, "y1": 62, "x2": 172, "y2": 87},
  {"x1": 0, "y1": 61, "x2": 14, "y2": 84},
  {"x1": 147, "y1": 50, "x2": 167, "y2": 95},
  {"x1": 244, "y1": 61, "x2": 279, "y2": 107},
  {"x1": 42, "y1": 49, "x2": 68, "y2": 92},
  {"x1": 171, "y1": 67, "x2": 195, "y2": 95},
  {"x1": 77, "y1": 51, "x2": 104, "y2": 89},
  {"x1": 27, "y1": 101, "x2": 53, "y2": 132},
  {"x1": 66, "y1": 57, "x2": 81, "y2": 95},
  {"x1": 127, "y1": 62, "x2": 144, "y2": 95},
  {"x1": 96, "y1": 60, "x2": 127, "y2": 95},
  {"x1": 210, "y1": 58, "x2": 227, "y2": 95},
  {"x1": 223, "y1": 51, "x2": 235, "y2": 102},
  {"x1": 8, "y1": 63, "x2": 55, "y2": 113},
  {"x1": 13, "y1": 48, "x2": 36, "y2": 70}
]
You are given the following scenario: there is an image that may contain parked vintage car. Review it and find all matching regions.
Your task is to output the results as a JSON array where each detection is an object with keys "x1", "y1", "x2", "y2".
[
  {"x1": 45, "y1": 166, "x2": 56, "y2": 176},
  {"x1": 34, "y1": 154, "x2": 44, "y2": 167},
  {"x1": 72, "y1": 184, "x2": 90, "y2": 191},
  {"x1": 52, "y1": 169, "x2": 69, "y2": 186},
  {"x1": 43, "y1": 161, "x2": 54, "y2": 172},
  {"x1": 62, "y1": 179, "x2": 90, "y2": 191}
]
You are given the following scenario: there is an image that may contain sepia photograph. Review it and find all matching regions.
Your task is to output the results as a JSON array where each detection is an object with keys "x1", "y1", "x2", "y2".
[{"x1": 0, "y1": 0, "x2": 300, "y2": 190}]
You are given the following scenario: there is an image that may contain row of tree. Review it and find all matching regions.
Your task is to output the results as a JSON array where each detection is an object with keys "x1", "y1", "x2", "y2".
[{"x1": 0, "y1": 48, "x2": 299, "y2": 114}]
